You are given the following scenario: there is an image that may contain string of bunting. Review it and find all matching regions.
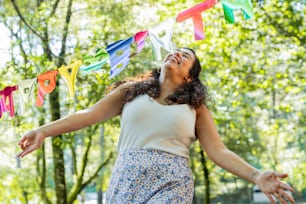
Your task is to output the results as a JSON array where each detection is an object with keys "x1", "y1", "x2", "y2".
[{"x1": 0, "y1": 0, "x2": 257, "y2": 119}]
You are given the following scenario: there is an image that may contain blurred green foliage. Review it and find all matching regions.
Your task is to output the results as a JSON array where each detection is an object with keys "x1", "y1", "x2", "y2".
[{"x1": 0, "y1": 0, "x2": 304, "y2": 203}]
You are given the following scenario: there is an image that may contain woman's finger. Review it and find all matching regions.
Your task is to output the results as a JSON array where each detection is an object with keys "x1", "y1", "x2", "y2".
[
  {"x1": 280, "y1": 182, "x2": 294, "y2": 192},
  {"x1": 18, "y1": 145, "x2": 36, "y2": 158},
  {"x1": 274, "y1": 172, "x2": 288, "y2": 179},
  {"x1": 265, "y1": 193, "x2": 276, "y2": 204},
  {"x1": 279, "y1": 189, "x2": 295, "y2": 204},
  {"x1": 273, "y1": 192, "x2": 286, "y2": 204},
  {"x1": 19, "y1": 141, "x2": 28, "y2": 150},
  {"x1": 18, "y1": 136, "x2": 27, "y2": 146}
]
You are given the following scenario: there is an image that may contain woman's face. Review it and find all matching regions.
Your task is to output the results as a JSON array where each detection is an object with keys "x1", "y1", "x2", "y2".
[{"x1": 161, "y1": 48, "x2": 196, "y2": 83}]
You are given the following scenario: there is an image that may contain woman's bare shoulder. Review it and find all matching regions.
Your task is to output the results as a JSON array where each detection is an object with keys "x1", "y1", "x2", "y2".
[
  {"x1": 196, "y1": 104, "x2": 210, "y2": 116},
  {"x1": 119, "y1": 81, "x2": 137, "y2": 88},
  {"x1": 109, "y1": 81, "x2": 137, "y2": 94}
]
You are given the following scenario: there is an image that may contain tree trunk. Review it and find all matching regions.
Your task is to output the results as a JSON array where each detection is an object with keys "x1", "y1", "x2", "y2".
[
  {"x1": 49, "y1": 82, "x2": 68, "y2": 204},
  {"x1": 36, "y1": 108, "x2": 52, "y2": 204},
  {"x1": 97, "y1": 189, "x2": 103, "y2": 204},
  {"x1": 37, "y1": 143, "x2": 52, "y2": 204}
]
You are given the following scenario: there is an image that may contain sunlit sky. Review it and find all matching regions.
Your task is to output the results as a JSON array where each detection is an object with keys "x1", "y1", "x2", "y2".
[{"x1": 0, "y1": 23, "x2": 11, "y2": 69}]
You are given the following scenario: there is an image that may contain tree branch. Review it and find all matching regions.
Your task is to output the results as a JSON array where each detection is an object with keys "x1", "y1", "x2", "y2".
[
  {"x1": 80, "y1": 134, "x2": 92, "y2": 181},
  {"x1": 49, "y1": 0, "x2": 61, "y2": 18},
  {"x1": 69, "y1": 142, "x2": 78, "y2": 176},
  {"x1": 81, "y1": 152, "x2": 113, "y2": 190},
  {"x1": 260, "y1": 7, "x2": 303, "y2": 44},
  {"x1": 79, "y1": 126, "x2": 99, "y2": 181},
  {"x1": 58, "y1": 0, "x2": 73, "y2": 63},
  {"x1": 67, "y1": 152, "x2": 113, "y2": 203},
  {"x1": 10, "y1": 0, "x2": 45, "y2": 41},
  {"x1": 1, "y1": 14, "x2": 29, "y2": 64}
]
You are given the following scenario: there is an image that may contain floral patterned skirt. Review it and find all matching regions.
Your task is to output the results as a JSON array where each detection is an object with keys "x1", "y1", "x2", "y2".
[{"x1": 106, "y1": 149, "x2": 194, "y2": 204}]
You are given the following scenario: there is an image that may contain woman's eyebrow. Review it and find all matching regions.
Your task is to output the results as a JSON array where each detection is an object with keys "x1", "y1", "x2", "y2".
[
  {"x1": 177, "y1": 49, "x2": 192, "y2": 59},
  {"x1": 182, "y1": 51, "x2": 192, "y2": 59}
]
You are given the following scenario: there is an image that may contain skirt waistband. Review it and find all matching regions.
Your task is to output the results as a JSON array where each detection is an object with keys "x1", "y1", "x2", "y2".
[{"x1": 118, "y1": 148, "x2": 189, "y2": 161}]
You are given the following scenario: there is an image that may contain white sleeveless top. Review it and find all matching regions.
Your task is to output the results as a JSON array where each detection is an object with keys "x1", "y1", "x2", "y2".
[{"x1": 118, "y1": 94, "x2": 196, "y2": 158}]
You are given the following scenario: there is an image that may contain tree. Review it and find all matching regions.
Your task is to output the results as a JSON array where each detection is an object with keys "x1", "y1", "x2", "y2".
[
  {"x1": 1, "y1": 0, "x2": 149, "y2": 203},
  {"x1": 0, "y1": 0, "x2": 305, "y2": 203}
]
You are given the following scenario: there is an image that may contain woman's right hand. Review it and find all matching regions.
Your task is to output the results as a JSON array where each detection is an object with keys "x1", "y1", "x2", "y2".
[{"x1": 18, "y1": 130, "x2": 46, "y2": 158}]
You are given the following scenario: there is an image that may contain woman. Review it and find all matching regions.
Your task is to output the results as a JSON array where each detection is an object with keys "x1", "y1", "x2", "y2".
[{"x1": 18, "y1": 48, "x2": 295, "y2": 203}]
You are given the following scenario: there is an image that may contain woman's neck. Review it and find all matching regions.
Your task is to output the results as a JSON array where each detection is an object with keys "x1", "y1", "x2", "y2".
[
  {"x1": 158, "y1": 68, "x2": 183, "y2": 98},
  {"x1": 159, "y1": 78, "x2": 178, "y2": 99}
]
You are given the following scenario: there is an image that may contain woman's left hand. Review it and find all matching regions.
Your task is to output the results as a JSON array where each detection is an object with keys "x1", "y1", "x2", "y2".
[{"x1": 255, "y1": 171, "x2": 295, "y2": 204}]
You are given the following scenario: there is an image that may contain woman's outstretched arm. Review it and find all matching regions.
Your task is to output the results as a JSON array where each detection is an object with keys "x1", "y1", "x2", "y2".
[
  {"x1": 18, "y1": 83, "x2": 127, "y2": 158},
  {"x1": 195, "y1": 105, "x2": 295, "y2": 204}
]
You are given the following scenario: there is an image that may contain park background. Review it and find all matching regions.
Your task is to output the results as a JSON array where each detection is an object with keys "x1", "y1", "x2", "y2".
[{"x1": 0, "y1": 0, "x2": 305, "y2": 203}]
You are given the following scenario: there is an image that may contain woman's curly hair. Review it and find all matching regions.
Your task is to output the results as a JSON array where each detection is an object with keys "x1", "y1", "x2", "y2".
[{"x1": 110, "y1": 48, "x2": 210, "y2": 109}]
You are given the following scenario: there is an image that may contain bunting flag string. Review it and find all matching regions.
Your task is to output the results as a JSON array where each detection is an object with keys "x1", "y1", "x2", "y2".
[
  {"x1": 0, "y1": 86, "x2": 18, "y2": 118},
  {"x1": 0, "y1": 0, "x2": 255, "y2": 119},
  {"x1": 134, "y1": 30, "x2": 149, "y2": 53},
  {"x1": 220, "y1": 0, "x2": 254, "y2": 24},
  {"x1": 0, "y1": 96, "x2": 9, "y2": 118},
  {"x1": 80, "y1": 49, "x2": 109, "y2": 72},
  {"x1": 58, "y1": 60, "x2": 82, "y2": 97},
  {"x1": 17, "y1": 78, "x2": 36, "y2": 114},
  {"x1": 176, "y1": 0, "x2": 218, "y2": 40},
  {"x1": 106, "y1": 37, "x2": 135, "y2": 78},
  {"x1": 36, "y1": 70, "x2": 58, "y2": 107},
  {"x1": 148, "y1": 18, "x2": 176, "y2": 61}
]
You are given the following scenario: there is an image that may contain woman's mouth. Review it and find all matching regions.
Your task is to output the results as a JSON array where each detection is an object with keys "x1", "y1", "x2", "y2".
[{"x1": 169, "y1": 56, "x2": 180, "y2": 65}]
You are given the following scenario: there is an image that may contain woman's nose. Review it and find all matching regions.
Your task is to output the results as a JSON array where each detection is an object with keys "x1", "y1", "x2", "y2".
[{"x1": 174, "y1": 51, "x2": 181, "y2": 57}]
